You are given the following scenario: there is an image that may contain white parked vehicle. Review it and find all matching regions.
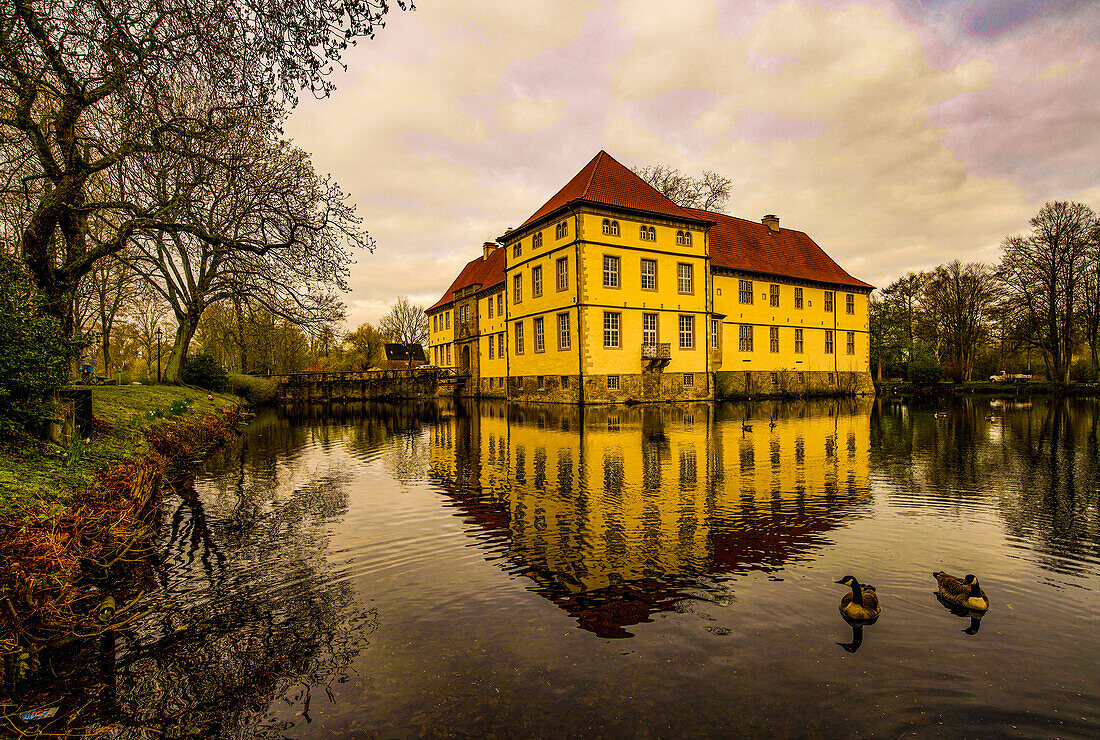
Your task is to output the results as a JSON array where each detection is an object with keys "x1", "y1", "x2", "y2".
[{"x1": 989, "y1": 372, "x2": 1031, "y2": 382}]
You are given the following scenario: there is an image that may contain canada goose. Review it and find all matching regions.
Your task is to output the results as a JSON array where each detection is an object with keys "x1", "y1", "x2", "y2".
[
  {"x1": 835, "y1": 575, "x2": 880, "y2": 621},
  {"x1": 933, "y1": 571, "x2": 989, "y2": 612},
  {"x1": 742, "y1": 418, "x2": 752, "y2": 433},
  {"x1": 934, "y1": 412, "x2": 948, "y2": 419},
  {"x1": 768, "y1": 414, "x2": 777, "y2": 430}
]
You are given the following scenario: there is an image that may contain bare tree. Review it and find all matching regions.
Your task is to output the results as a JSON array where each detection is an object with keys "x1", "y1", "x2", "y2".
[
  {"x1": 632, "y1": 164, "x2": 731, "y2": 213},
  {"x1": 78, "y1": 254, "x2": 141, "y2": 376},
  {"x1": 1082, "y1": 220, "x2": 1100, "y2": 379},
  {"x1": 921, "y1": 260, "x2": 996, "y2": 381},
  {"x1": 998, "y1": 201, "x2": 1095, "y2": 383},
  {"x1": 0, "y1": 0, "x2": 405, "y2": 334},
  {"x1": 379, "y1": 296, "x2": 427, "y2": 368},
  {"x1": 880, "y1": 271, "x2": 928, "y2": 364},
  {"x1": 117, "y1": 111, "x2": 359, "y2": 382}
]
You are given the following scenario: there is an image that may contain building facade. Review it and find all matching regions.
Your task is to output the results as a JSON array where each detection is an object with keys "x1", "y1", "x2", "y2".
[{"x1": 428, "y1": 151, "x2": 873, "y2": 404}]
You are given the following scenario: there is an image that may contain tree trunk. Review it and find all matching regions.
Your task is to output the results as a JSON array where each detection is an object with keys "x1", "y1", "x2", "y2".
[{"x1": 164, "y1": 314, "x2": 201, "y2": 383}]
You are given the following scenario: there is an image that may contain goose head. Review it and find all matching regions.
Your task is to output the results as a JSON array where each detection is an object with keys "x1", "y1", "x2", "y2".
[{"x1": 834, "y1": 575, "x2": 859, "y2": 588}]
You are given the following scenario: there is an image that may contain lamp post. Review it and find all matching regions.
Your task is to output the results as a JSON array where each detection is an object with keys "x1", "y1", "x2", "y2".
[{"x1": 156, "y1": 327, "x2": 163, "y2": 384}]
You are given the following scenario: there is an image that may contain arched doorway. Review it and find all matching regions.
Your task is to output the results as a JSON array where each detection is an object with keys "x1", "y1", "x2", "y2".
[{"x1": 461, "y1": 345, "x2": 471, "y2": 374}]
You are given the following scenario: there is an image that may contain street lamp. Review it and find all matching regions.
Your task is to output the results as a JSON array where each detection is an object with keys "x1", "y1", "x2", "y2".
[{"x1": 156, "y1": 327, "x2": 163, "y2": 384}]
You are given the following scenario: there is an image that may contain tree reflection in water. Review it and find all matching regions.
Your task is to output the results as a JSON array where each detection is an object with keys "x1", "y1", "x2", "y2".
[
  {"x1": 871, "y1": 397, "x2": 1100, "y2": 576},
  {"x1": 84, "y1": 409, "x2": 427, "y2": 739},
  {"x1": 430, "y1": 399, "x2": 875, "y2": 638}
]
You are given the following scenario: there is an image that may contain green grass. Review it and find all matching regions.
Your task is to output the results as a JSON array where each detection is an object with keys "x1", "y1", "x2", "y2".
[{"x1": 0, "y1": 385, "x2": 240, "y2": 516}]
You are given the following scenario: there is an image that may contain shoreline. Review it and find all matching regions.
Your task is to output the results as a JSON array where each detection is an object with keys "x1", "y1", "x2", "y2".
[{"x1": 0, "y1": 386, "x2": 244, "y2": 691}]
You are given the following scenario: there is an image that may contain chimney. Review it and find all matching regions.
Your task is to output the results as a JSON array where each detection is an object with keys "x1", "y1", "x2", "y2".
[
  {"x1": 483, "y1": 241, "x2": 498, "y2": 260},
  {"x1": 762, "y1": 214, "x2": 780, "y2": 233}
]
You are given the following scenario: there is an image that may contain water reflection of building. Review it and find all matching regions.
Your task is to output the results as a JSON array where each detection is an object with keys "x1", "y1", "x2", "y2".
[{"x1": 430, "y1": 400, "x2": 872, "y2": 637}]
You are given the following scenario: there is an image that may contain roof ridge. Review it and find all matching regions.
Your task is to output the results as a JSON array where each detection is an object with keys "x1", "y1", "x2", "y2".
[{"x1": 579, "y1": 150, "x2": 606, "y2": 200}]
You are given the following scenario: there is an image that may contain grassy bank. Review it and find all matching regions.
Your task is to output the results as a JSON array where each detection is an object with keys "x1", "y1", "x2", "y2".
[
  {"x1": 0, "y1": 386, "x2": 239, "y2": 517},
  {"x1": 0, "y1": 385, "x2": 243, "y2": 686},
  {"x1": 875, "y1": 380, "x2": 1100, "y2": 397}
]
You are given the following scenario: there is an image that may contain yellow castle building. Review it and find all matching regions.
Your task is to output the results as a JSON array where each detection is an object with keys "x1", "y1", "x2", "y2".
[{"x1": 427, "y1": 151, "x2": 873, "y2": 403}]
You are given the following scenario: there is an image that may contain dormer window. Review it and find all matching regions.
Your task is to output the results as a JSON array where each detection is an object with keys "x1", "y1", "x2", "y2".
[
  {"x1": 640, "y1": 225, "x2": 655, "y2": 241},
  {"x1": 602, "y1": 219, "x2": 620, "y2": 236}
]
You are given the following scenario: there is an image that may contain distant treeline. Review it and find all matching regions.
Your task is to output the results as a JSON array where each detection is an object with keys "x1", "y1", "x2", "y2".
[{"x1": 871, "y1": 201, "x2": 1100, "y2": 384}]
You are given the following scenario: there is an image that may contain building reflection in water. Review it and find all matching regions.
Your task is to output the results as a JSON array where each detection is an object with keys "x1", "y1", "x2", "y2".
[{"x1": 429, "y1": 399, "x2": 873, "y2": 637}]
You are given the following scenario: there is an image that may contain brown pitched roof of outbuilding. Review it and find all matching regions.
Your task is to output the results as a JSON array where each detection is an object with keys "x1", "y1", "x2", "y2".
[
  {"x1": 427, "y1": 246, "x2": 506, "y2": 312},
  {"x1": 513, "y1": 150, "x2": 709, "y2": 233},
  {"x1": 685, "y1": 207, "x2": 872, "y2": 290}
]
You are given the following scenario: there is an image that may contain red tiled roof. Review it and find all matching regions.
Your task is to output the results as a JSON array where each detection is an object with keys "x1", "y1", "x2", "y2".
[
  {"x1": 514, "y1": 151, "x2": 707, "y2": 233},
  {"x1": 685, "y1": 208, "x2": 872, "y2": 290},
  {"x1": 428, "y1": 246, "x2": 506, "y2": 312}
]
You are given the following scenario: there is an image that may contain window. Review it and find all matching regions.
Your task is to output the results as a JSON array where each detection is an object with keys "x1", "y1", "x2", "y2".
[
  {"x1": 497, "y1": 293, "x2": 503, "y2": 316},
  {"x1": 769, "y1": 326, "x2": 780, "y2": 353},
  {"x1": 433, "y1": 315, "x2": 437, "y2": 332},
  {"x1": 532, "y1": 265, "x2": 543, "y2": 297},
  {"x1": 770, "y1": 284, "x2": 780, "y2": 307},
  {"x1": 537, "y1": 376, "x2": 545, "y2": 390},
  {"x1": 558, "y1": 313, "x2": 571, "y2": 350},
  {"x1": 460, "y1": 304, "x2": 469, "y2": 323},
  {"x1": 556, "y1": 220, "x2": 568, "y2": 239},
  {"x1": 824, "y1": 291, "x2": 834, "y2": 313},
  {"x1": 797, "y1": 372, "x2": 804, "y2": 383},
  {"x1": 603, "y1": 255, "x2": 620, "y2": 288},
  {"x1": 533, "y1": 316, "x2": 545, "y2": 352},
  {"x1": 533, "y1": 232, "x2": 543, "y2": 249},
  {"x1": 514, "y1": 322, "x2": 524, "y2": 354},
  {"x1": 513, "y1": 274, "x2": 522, "y2": 303},
  {"x1": 679, "y1": 315, "x2": 694, "y2": 349},
  {"x1": 678, "y1": 263, "x2": 693, "y2": 294},
  {"x1": 602, "y1": 219, "x2": 611, "y2": 235},
  {"x1": 513, "y1": 243, "x2": 522, "y2": 258},
  {"x1": 846, "y1": 293, "x2": 855, "y2": 314},
  {"x1": 739, "y1": 279, "x2": 753, "y2": 304},
  {"x1": 794, "y1": 287, "x2": 803, "y2": 309},
  {"x1": 738, "y1": 324, "x2": 753, "y2": 352},
  {"x1": 607, "y1": 375, "x2": 620, "y2": 390},
  {"x1": 560, "y1": 376, "x2": 569, "y2": 388},
  {"x1": 601, "y1": 219, "x2": 620, "y2": 236},
  {"x1": 676, "y1": 230, "x2": 692, "y2": 246},
  {"x1": 498, "y1": 333, "x2": 504, "y2": 357},
  {"x1": 825, "y1": 329, "x2": 834, "y2": 354},
  {"x1": 643, "y1": 313, "x2": 658, "y2": 347},
  {"x1": 847, "y1": 331, "x2": 856, "y2": 355},
  {"x1": 794, "y1": 328, "x2": 804, "y2": 353},
  {"x1": 683, "y1": 373, "x2": 694, "y2": 387},
  {"x1": 770, "y1": 372, "x2": 778, "y2": 385},
  {"x1": 487, "y1": 297, "x2": 493, "y2": 318},
  {"x1": 488, "y1": 336, "x2": 494, "y2": 359},
  {"x1": 445, "y1": 313, "x2": 450, "y2": 329},
  {"x1": 640, "y1": 258, "x2": 657, "y2": 290},
  {"x1": 604, "y1": 312, "x2": 621, "y2": 348},
  {"x1": 827, "y1": 372, "x2": 834, "y2": 384},
  {"x1": 446, "y1": 344, "x2": 451, "y2": 365},
  {"x1": 640, "y1": 225, "x2": 655, "y2": 241},
  {"x1": 710, "y1": 319, "x2": 720, "y2": 349},
  {"x1": 557, "y1": 257, "x2": 568, "y2": 291}
]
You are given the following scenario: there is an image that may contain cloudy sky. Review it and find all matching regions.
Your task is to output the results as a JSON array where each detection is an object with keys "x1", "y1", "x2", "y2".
[{"x1": 285, "y1": 0, "x2": 1100, "y2": 330}]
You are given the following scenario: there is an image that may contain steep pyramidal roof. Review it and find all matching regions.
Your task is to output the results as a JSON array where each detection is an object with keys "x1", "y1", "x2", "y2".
[
  {"x1": 684, "y1": 207, "x2": 871, "y2": 290},
  {"x1": 515, "y1": 150, "x2": 707, "y2": 231},
  {"x1": 427, "y1": 246, "x2": 506, "y2": 311}
]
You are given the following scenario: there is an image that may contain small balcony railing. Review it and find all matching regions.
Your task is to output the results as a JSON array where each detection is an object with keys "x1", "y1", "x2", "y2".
[{"x1": 642, "y1": 343, "x2": 671, "y2": 360}]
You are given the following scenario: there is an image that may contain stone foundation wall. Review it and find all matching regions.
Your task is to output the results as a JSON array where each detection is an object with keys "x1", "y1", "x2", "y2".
[{"x1": 714, "y1": 369, "x2": 873, "y2": 398}]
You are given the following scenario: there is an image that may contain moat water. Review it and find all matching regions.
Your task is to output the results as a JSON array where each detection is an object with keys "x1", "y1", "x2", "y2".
[{"x1": 97, "y1": 397, "x2": 1099, "y2": 737}]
